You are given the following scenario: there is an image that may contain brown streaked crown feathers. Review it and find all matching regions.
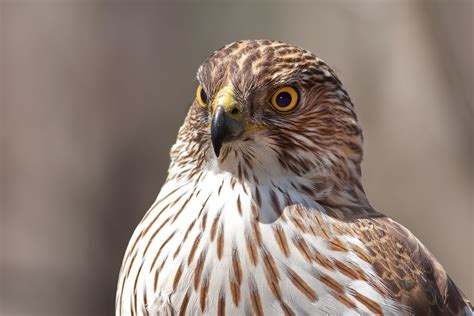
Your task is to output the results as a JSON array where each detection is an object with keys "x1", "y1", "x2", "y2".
[{"x1": 116, "y1": 40, "x2": 472, "y2": 316}]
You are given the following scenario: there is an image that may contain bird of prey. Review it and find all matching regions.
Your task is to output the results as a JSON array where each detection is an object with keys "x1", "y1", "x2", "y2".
[{"x1": 116, "y1": 40, "x2": 472, "y2": 315}]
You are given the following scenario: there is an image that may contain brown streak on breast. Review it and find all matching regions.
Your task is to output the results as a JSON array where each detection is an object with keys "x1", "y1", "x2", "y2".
[
  {"x1": 193, "y1": 251, "x2": 206, "y2": 290},
  {"x1": 183, "y1": 219, "x2": 196, "y2": 243},
  {"x1": 210, "y1": 212, "x2": 222, "y2": 241},
  {"x1": 272, "y1": 225, "x2": 290, "y2": 257},
  {"x1": 149, "y1": 231, "x2": 176, "y2": 272},
  {"x1": 293, "y1": 203, "x2": 306, "y2": 218},
  {"x1": 249, "y1": 282, "x2": 264, "y2": 316},
  {"x1": 245, "y1": 233, "x2": 258, "y2": 266},
  {"x1": 142, "y1": 290, "x2": 148, "y2": 315},
  {"x1": 349, "y1": 242, "x2": 372, "y2": 263},
  {"x1": 187, "y1": 233, "x2": 202, "y2": 265},
  {"x1": 171, "y1": 193, "x2": 192, "y2": 223},
  {"x1": 352, "y1": 290, "x2": 383, "y2": 314},
  {"x1": 236, "y1": 195, "x2": 243, "y2": 216},
  {"x1": 280, "y1": 302, "x2": 296, "y2": 316},
  {"x1": 289, "y1": 216, "x2": 308, "y2": 234},
  {"x1": 318, "y1": 274, "x2": 344, "y2": 294},
  {"x1": 334, "y1": 260, "x2": 366, "y2": 280},
  {"x1": 311, "y1": 213, "x2": 331, "y2": 239},
  {"x1": 262, "y1": 247, "x2": 280, "y2": 280},
  {"x1": 132, "y1": 262, "x2": 143, "y2": 315},
  {"x1": 172, "y1": 243, "x2": 182, "y2": 259},
  {"x1": 266, "y1": 276, "x2": 282, "y2": 301},
  {"x1": 307, "y1": 224, "x2": 319, "y2": 237},
  {"x1": 218, "y1": 293, "x2": 226, "y2": 316},
  {"x1": 153, "y1": 269, "x2": 159, "y2": 292},
  {"x1": 140, "y1": 183, "x2": 185, "y2": 225},
  {"x1": 287, "y1": 268, "x2": 318, "y2": 301},
  {"x1": 252, "y1": 222, "x2": 263, "y2": 246},
  {"x1": 337, "y1": 293, "x2": 357, "y2": 309},
  {"x1": 217, "y1": 225, "x2": 225, "y2": 260},
  {"x1": 329, "y1": 238, "x2": 349, "y2": 252},
  {"x1": 313, "y1": 251, "x2": 335, "y2": 270},
  {"x1": 200, "y1": 276, "x2": 209, "y2": 312},
  {"x1": 126, "y1": 232, "x2": 143, "y2": 266},
  {"x1": 196, "y1": 196, "x2": 209, "y2": 219},
  {"x1": 200, "y1": 212, "x2": 208, "y2": 231},
  {"x1": 153, "y1": 256, "x2": 168, "y2": 291},
  {"x1": 232, "y1": 248, "x2": 243, "y2": 284},
  {"x1": 143, "y1": 216, "x2": 172, "y2": 255},
  {"x1": 178, "y1": 291, "x2": 189, "y2": 316},
  {"x1": 131, "y1": 291, "x2": 137, "y2": 316},
  {"x1": 230, "y1": 277, "x2": 241, "y2": 307},
  {"x1": 217, "y1": 180, "x2": 224, "y2": 196},
  {"x1": 125, "y1": 250, "x2": 139, "y2": 283},
  {"x1": 147, "y1": 184, "x2": 183, "y2": 215},
  {"x1": 173, "y1": 263, "x2": 183, "y2": 291},
  {"x1": 292, "y1": 236, "x2": 312, "y2": 263}
]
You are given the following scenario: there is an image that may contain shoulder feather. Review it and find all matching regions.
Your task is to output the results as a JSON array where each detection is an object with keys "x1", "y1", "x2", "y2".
[{"x1": 351, "y1": 215, "x2": 471, "y2": 315}]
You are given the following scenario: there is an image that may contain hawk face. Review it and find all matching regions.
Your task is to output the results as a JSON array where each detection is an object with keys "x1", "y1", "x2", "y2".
[{"x1": 171, "y1": 40, "x2": 366, "y2": 205}]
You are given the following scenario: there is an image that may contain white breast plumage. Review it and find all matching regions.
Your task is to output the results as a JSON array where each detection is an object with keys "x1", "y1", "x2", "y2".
[{"x1": 116, "y1": 169, "x2": 402, "y2": 316}]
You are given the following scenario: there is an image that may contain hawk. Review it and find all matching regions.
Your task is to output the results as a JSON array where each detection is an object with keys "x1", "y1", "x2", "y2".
[{"x1": 116, "y1": 40, "x2": 472, "y2": 315}]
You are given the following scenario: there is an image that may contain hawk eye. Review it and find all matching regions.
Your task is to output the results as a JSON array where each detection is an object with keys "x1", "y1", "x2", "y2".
[
  {"x1": 269, "y1": 86, "x2": 299, "y2": 112},
  {"x1": 196, "y1": 85, "x2": 208, "y2": 108}
]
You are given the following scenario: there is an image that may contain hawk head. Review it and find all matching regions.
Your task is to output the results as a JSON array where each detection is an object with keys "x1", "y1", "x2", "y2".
[{"x1": 170, "y1": 40, "x2": 368, "y2": 208}]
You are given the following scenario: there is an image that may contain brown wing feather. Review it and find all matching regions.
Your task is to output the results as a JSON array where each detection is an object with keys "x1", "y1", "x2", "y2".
[{"x1": 351, "y1": 215, "x2": 471, "y2": 315}]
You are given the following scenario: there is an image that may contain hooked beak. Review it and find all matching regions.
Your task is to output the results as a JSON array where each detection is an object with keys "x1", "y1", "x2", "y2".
[{"x1": 210, "y1": 86, "x2": 244, "y2": 157}]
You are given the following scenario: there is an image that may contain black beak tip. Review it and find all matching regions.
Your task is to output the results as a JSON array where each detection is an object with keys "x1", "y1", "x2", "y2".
[
  {"x1": 211, "y1": 105, "x2": 243, "y2": 158},
  {"x1": 212, "y1": 139, "x2": 222, "y2": 157},
  {"x1": 211, "y1": 106, "x2": 226, "y2": 158}
]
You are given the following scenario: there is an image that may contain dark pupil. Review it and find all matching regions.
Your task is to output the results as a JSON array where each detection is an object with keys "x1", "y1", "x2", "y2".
[
  {"x1": 200, "y1": 88, "x2": 208, "y2": 104},
  {"x1": 276, "y1": 92, "x2": 292, "y2": 107}
]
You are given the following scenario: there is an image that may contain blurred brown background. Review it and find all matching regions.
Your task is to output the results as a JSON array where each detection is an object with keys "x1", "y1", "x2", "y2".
[{"x1": 1, "y1": 1, "x2": 472, "y2": 315}]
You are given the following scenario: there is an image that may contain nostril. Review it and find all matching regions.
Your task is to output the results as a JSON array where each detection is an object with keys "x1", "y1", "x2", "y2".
[{"x1": 231, "y1": 108, "x2": 240, "y2": 115}]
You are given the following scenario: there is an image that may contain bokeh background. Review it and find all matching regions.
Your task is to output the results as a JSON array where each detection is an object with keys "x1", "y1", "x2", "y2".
[{"x1": 1, "y1": 1, "x2": 472, "y2": 315}]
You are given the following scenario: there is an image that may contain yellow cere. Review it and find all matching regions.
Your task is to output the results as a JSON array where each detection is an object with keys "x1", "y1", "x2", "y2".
[{"x1": 211, "y1": 85, "x2": 236, "y2": 114}]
